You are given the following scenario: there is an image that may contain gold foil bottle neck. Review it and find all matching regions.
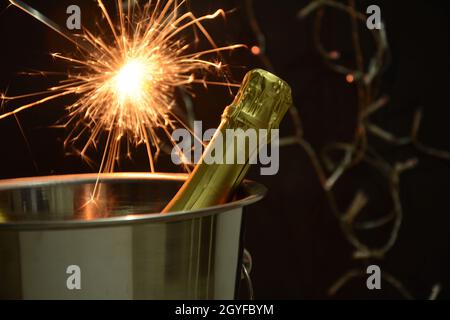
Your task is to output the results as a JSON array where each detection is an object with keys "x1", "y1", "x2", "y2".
[
  {"x1": 163, "y1": 69, "x2": 293, "y2": 213},
  {"x1": 223, "y1": 68, "x2": 292, "y2": 131}
]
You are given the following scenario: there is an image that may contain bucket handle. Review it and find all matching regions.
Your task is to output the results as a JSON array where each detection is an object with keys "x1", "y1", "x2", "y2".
[{"x1": 241, "y1": 248, "x2": 254, "y2": 300}]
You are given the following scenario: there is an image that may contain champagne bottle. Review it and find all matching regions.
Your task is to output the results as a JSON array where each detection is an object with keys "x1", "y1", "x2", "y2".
[{"x1": 162, "y1": 69, "x2": 292, "y2": 213}]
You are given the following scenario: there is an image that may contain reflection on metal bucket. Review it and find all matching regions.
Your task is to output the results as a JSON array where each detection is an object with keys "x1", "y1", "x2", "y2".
[{"x1": 0, "y1": 173, "x2": 266, "y2": 299}]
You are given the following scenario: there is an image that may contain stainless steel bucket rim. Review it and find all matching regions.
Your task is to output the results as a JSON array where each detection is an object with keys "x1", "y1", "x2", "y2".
[{"x1": 0, "y1": 172, "x2": 266, "y2": 230}]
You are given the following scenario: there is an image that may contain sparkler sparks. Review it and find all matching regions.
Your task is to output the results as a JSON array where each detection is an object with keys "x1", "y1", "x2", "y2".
[{"x1": 1, "y1": 0, "x2": 244, "y2": 175}]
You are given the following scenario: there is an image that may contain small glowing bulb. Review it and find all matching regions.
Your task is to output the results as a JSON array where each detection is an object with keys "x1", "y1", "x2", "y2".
[
  {"x1": 115, "y1": 59, "x2": 149, "y2": 101},
  {"x1": 328, "y1": 50, "x2": 340, "y2": 60},
  {"x1": 251, "y1": 45, "x2": 261, "y2": 55},
  {"x1": 346, "y1": 74, "x2": 354, "y2": 83}
]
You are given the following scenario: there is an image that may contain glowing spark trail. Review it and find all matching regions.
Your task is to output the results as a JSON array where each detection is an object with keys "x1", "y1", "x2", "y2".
[{"x1": 1, "y1": 0, "x2": 244, "y2": 176}]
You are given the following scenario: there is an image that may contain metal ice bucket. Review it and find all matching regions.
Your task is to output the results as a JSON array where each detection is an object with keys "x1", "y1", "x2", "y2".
[{"x1": 0, "y1": 173, "x2": 265, "y2": 299}]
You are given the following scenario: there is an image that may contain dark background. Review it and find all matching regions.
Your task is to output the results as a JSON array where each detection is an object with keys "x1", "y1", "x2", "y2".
[{"x1": 0, "y1": 0, "x2": 449, "y2": 299}]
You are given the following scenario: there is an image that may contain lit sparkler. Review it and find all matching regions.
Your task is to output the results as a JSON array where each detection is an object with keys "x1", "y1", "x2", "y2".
[{"x1": 0, "y1": 0, "x2": 243, "y2": 176}]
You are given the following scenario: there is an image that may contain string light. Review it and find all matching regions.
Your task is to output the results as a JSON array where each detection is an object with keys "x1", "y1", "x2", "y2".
[{"x1": 247, "y1": 0, "x2": 447, "y2": 298}]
